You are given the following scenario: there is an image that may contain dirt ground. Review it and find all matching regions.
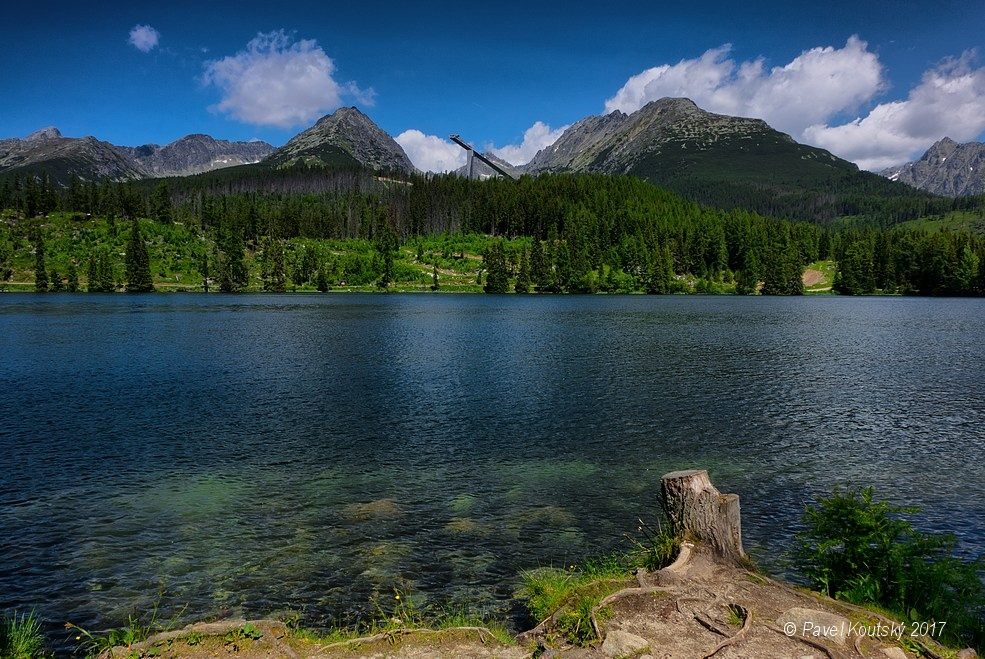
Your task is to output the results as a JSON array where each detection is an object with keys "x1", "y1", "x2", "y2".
[{"x1": 802, "y1": 268, "x2": 827, "y2": 287}]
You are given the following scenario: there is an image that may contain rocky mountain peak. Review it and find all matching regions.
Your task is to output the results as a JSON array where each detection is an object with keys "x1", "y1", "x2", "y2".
[
  {"x1": 924, "y1": 137, "x2": 959, "y2": 159},
  {"x1": 881, "y1": 137, "x2": 985, "y2": 197},
  {"x1": 267, "y1": 107, "x2": 415, "y2": 173},
  {"x1": 26, "y1": 126, "x2": 62, "y2": 142},
  {"x1": 640, "y1": 97, "x2": 701, "y2": 114}
]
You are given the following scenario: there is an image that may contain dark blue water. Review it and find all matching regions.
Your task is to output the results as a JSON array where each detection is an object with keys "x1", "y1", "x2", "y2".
[{"x1": 1, "y1": 294, "x2": 983, "y2": 638}]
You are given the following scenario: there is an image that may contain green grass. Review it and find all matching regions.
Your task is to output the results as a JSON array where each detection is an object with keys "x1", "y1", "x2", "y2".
[
  {"x1": 68, "y1": 614, "x2": 157, "y2": 657},
  {"x1": 514, "y1": 519, "x2": 679, "y2": 646},
  {"x1": 287, "y1": 590, "x2": 516, "y2": 649},
  {"x1": 0, "y1": 610, "x2": 48, "y2": 658},
  {"x1": 893, "y1": 210, "x2": 985, "y2": 234}
]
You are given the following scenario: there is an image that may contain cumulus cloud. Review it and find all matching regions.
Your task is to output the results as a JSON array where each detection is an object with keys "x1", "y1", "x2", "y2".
[
  {"x1": 490, "y1": 121, "x2": 569, "y2": 165},
  {"x1": 604, "y1": 36, "x2": 883, "y2": 141},
  {"x1": 128, "y1": 25, "x2": 160, "y2": 53},
  {"x1": 804, "y1": 52, "x2": 985, "y2": 170},
  {"x1": 395, "y1": 130, "x2": 466, "y2": 172},
  {"x1": 202, "y1": 30, "x2": 373, "y2": 128}
]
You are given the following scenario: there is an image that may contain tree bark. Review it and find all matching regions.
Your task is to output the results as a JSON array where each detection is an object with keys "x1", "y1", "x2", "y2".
[{"x1": 661, "y1": 469, "x2": 745, "y2": 565}]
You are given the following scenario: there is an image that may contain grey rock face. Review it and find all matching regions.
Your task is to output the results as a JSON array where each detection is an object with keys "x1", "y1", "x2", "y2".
[
  {"x1": 266, "y1": 107, "x2": 415, "y2": 173},
  {"x1": 120, "y1": 134, "x2": 274, "y2": 178},
  {"x1": 882, "y1": 137, "x2": 985, "y2": 197}
]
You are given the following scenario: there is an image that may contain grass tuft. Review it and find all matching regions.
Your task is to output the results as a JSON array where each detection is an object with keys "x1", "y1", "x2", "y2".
[{"x1": 1, "y1": 610, "x2": 48, "y2": 658}]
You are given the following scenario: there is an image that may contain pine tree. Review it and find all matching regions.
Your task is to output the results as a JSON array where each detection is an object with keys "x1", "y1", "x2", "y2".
[
  {"x1": 430, "y1": 264, "x2": 439, "y2": 291},
  {"x1": 735, "y1": 250, "x2": 760, "y2": 295},
  {"x1": 200, "y1": 248, "x2": 211, "y2": 293},
  {"x1": 834, "y1": 241, "x2": 875, "y2": 295},
  {"x1": 646, "y1": 244, "x2": 671, "y2": 294},
  {"x1": 49, "y1": 269, "x2": 63, "y2": 292},
  {"x1": 33, "y1": 231, "x2": 48, "y2": 292},
  {"x1": 150, "y1": 183, "x2": 172, "y2": 223},
  {"x1": 553, "y1": 241, "x2": 572, "y2": 292},
  {"x1": 514, "y1": 249, "x2": 531, "y2": 293},
  {"x1": 483, "y1": 241, "x2": 509, "y2": 293},
  {"x1": 954, "y1": 246, "x2": 980, "y2": 296},
  {"x1": 66, "y1": 261, "x2": 79, "y2": 292},
  {"x1": 530, "y1": 238, "x2": 548, "y2": 290},
  {"x1": 125, "y1": 220, "x2": 154, "y2": 292},
  {"x1": 375, "y1": 227, "x2": 396, "y2": 289},
  {"x1": 263, "y1": 238, "x2": 287, "y2": 292},
  {"x1": 0, "y1": 233, "x2": 12, "y2": 288},
  {"x1": 316, "y1": 268, "x2": 329, "y2": 292},
  {"x1": 218, "y1": 227, "x2": 248, "y2": 292}
]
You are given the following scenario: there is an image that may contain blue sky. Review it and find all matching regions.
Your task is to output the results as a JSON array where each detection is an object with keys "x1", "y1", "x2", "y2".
[{"x1": 1, "y1": 0, "x2": 984, "y2": 171}]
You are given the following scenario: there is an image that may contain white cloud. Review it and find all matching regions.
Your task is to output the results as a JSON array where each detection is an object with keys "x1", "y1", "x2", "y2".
[
  {"x1": 128, "y1": 25, "x2": 160, "y2": 53},
  {"x1": 604, "y1": 37, "x2": 883, "y2": 141},
  {"x1": 804, "y1": 52, "x2": 985, "y2": 170},
  {"x1": 490, "y1": 121, "x2": 569, "y2": 165},
  {"x1": 395, "y1": 130, "x2": 466, "y2": 173},
  {"x1": 202, "y1": 30, "x2": 372, "y2": 128}
]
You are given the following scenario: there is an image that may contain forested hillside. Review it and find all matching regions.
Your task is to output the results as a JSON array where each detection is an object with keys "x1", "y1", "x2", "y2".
[{"x1": 0, "y1": 168, "x2": 983, "y2": 296}]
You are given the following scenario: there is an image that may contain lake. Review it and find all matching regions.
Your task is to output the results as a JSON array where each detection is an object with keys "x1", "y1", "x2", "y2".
[{"x1": 1, "y1": 294, "x2": 983, "y2": 640}]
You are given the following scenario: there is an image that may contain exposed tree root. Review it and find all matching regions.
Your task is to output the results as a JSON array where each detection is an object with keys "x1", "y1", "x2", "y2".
[
  {"x1": 701, "y1": 605, "x2": 751, "y2": 659},
  {"x1": 765, "y1": 622, "x2": 846, "y2": 659}
]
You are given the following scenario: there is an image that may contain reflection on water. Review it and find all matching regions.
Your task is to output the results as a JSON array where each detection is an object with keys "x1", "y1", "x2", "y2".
[{"x1": 1, "y1": 294, "x2": 983, "y2": 637}]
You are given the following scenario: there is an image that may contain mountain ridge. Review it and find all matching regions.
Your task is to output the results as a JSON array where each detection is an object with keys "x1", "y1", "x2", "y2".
[
  {"x1": 881, "y1": 137, "x2": 985, "y2": 197},
  {"x1": 0, "y1": 129, "x2": 274, "y2": 184},
  {"x1": 522, "y1": 96, "x2": 927, "y2": 222}
]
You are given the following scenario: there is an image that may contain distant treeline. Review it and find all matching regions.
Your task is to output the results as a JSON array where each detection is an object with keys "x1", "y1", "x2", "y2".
[{"x1": 1, "y1": 168, "x2": 983, "y2": 296}]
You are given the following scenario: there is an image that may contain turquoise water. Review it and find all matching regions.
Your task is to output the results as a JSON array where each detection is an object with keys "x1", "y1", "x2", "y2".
[{"x1": 1, "y1": 294, "x2": 983, "y2": 641}]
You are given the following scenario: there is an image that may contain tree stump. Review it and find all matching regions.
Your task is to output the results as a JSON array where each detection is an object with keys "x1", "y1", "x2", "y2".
[{"x1": 661, "y1": 469, "x2": 745, "y2": 565}]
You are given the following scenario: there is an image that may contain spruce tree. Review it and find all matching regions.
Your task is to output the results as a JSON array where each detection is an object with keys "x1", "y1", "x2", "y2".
[
  {"x1": 125, "y1": 220, "x2": 154, "y2": 292},
  {"x1": 954, "y1": 246, "x2": 979, "y2": 296},
  {"x1": 33, "y1": 231, "x2": 48, "y2": 292},
  {"x1": 66, "y1": 262, "x2": 79, "y2": 292},
  {"x1": 218, "y1": 227, "x2": 248, "y2": 292},
  {"x1": 483, "y1": 241, "x2": 509, "y2": 293},
  {"x1": 263, "y1": 238, "x2": 287, "y2": 292},
  {"x1": 375, "y1": 227, "x2": 396, "y2": 289},
  {"x1": 646, "y1": 245, "x2": 669, "y2": 294},
  {"x1": 0, "y1": 234, "x2": 12, "y2": 289},
  {"x1": 835, "y1": 242, "x2": 875, "y2": 295},
  {"x1": 316, "y1": 268, "x2": 329, "y2": 292},
  {"x1": 430, "y1": 264, "x2": 439, "y2": 291},
  {"x1": 150, "y1": 182, "x2": 171, "y2": 223},
  {"x1": 735, "y1": 250, "x2": 761, "y2": 295},
  {"x1": 49, "y1": 269, "x2": 63, "y2": 292},
  {"x1": 530, "y1": 238, "x2": 548, "y2": 290},
  {"x1": 514, "y1": 249, "x2": 531, "y2": 293},
  {"x1": 200, "y1": 249, "x2": 210, "y2": 293}
]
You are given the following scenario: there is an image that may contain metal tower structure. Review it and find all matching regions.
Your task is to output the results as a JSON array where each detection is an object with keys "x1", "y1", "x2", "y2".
[{"x1": 449, "y1": 134, "x2": 517, "y2": 181}]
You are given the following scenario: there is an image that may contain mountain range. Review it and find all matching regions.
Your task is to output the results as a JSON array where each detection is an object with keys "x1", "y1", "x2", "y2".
[
  {"x1": 882, "y1": 137, "x2": 985, "y2": 197},
  {"x1": 0, "y1": 100, "x2": 943, "y2": 223},
  {"x1": 0, "y1": 128, "x2": 274, "y2": 184}
]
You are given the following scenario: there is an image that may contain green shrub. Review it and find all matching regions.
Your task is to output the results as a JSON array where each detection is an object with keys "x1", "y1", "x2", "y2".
[{"x1": 795, "y1": 487, "x2": 985, "y2": 650}]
